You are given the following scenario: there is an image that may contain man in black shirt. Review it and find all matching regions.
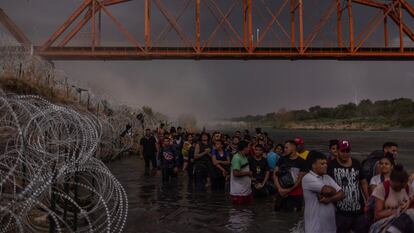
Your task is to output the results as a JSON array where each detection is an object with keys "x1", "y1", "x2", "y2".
[
  {"x1": 327, "y1": 139, "x2": 369, "y2": 233},
  {"x1": 140, "y1": 129, "x2": 158, "y2": 171},
  {"x1": 273, "y1": 140, "x2": 307, "y2": 212},
  {"x1": 248, "y1": 144, "x2": 270, "y2": 197}
]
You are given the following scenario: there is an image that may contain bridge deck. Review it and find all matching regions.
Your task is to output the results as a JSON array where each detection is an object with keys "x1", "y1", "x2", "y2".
[{"x1": 35, "y1": 46, "x2": 414, "y2": 60}]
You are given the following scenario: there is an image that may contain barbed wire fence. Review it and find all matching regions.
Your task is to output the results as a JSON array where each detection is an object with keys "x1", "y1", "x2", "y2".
[{"x1": 0, "y1": 31, "x2": 162, "y2": 232}]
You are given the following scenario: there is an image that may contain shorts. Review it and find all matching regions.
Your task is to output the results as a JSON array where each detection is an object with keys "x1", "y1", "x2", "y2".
[{"x1": 231, "y1": 194, "x2": 253, "y2": 205}]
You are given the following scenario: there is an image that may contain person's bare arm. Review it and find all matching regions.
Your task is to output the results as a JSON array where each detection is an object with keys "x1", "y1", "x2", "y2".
[
  {"x1": 273, "y1": 168, "x2": 281, "y2": 189},
  {"x1": 194, "y1": 144, "x2": 206, "y2": 160},
  {"x1": 273, "y1": 168, "x2": 290, "y2": 196},
  {"x1": 288, "y1": 172, "x2": 305, "y2": 191},
  {"x1": 320, "y1": 190, "x2": 345, "y2": 204},
  {"x1": 320, "y1": 185, "x2": 337, "y2": 197},
  {"x1": 374, "y1": 198, "x2": 396, "y2": 220},
  {"x1": 233, "y1": 170, "x2": 252, "y2": 177},
  {"x1": 369, "y1": 184, "x2": 377, "y2": 196},
  {"x1": 218, "y1": 158, "x2": 230, "y2": 165},
  {"x1": 360, "y1": 179, "x2": 369, "y2": 201},
  {"x1": 261, "y1": 171, "x2": 270, "y2": 186},
  {"x1": 212, "y1": 156, "x2": 226, "y2": 173}
]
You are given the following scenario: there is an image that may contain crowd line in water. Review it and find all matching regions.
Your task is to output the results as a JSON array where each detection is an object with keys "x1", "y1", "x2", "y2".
[{"x1": 139, "y1": 125, "x2": 414, "y2": 233}]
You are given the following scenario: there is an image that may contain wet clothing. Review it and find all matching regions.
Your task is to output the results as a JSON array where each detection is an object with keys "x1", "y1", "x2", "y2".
[
  {"x1": 231, "y1": 193, "x2": 253, "y2": 205},
  {"x1": 161, "y1": 167, "x2": 177, "y2": 183},
  {"x1": 276, "y1": 195, "x2": 303, "y2": 212},
  {"x1": 302, "y1": 171, "x2": 342, "y2": 233},
  {"x1": 230, "y1": 153, "x2": 252, "y2": 197}
]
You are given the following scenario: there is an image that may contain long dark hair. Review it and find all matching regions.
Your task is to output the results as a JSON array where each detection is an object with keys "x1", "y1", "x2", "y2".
[{"x1": 390, "y1": 164, "x2": 409, "y2": 184}]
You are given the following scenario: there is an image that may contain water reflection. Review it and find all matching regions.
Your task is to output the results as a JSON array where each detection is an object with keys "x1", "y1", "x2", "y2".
[
  {"x1": 226, "y1": 208, "x2": 254, "y2": 233},
  {"x1": 108, "y1": 156, "x2": 301, "y2": 233}
]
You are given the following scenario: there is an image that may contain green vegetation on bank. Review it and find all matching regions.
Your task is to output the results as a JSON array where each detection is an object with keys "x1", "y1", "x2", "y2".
[{"x1": 231, "y1": 98, "x2": 414, "y2": 130}]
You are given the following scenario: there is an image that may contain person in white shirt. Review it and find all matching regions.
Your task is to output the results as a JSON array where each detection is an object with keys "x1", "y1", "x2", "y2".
[
  {"x1": 369, "y1": 153, "x2": 395, "y2": 194},
  {"x1": 302, "y1": 151, "x2": 344, "y2": 233}
]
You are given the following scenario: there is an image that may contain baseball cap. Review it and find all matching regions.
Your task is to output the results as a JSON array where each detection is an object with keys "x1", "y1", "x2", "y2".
[
  {"x1": 338, "y1": 140, "x2": 351, "y2": 151},
  {"x1": 294, "y1": 137, "x2": 304, "y2": 145}
]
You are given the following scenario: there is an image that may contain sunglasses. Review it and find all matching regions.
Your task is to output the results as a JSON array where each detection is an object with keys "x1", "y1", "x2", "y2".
[{"x1": 340, "y1": 149, "x2": 350, "y2": 153}]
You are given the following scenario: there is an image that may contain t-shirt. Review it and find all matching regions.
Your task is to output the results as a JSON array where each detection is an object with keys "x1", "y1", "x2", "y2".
[
  {"x1": 266, "y1": 151, "x2": 279, "y2": 171},
  {"x1": 230, "y1": 153, "x2": 252, "y2": 196},
  {"x1": 372, "y1": 183, "x2": 413, "y2": 210},
  {"x1": 182, "y1": 143, "x2": 195, "y2": 162},
  {"x1": 212, "y1": 149, "x2": 229, "y2": 161},
  {"x1": 248, "y1": 157, "x2": 269, "y2": 182},
  {"x1": 327, "y1": 158, "x2": 365, "y2": 215},
  {"x1": 140, "y1": 136, "x2": 157, "y2": 156},
  {"x1": 158, "y1": 146, "x2": 178, "y2": 169},
  {"x1": 194, "y1": 142, "x2": 212, "y2": 169},
  {"x1": 302, "y1": 171, "x2": 342, "y2": 233},
  {"x1": 277, "y1": 156, "x2": 307, "y2": 196},
  {"x1": 298, "y1": 150, "x2": 310, "y2": 160},
  {"x1": 370, "y1": 174, "x2": 388, "y2": 186}
]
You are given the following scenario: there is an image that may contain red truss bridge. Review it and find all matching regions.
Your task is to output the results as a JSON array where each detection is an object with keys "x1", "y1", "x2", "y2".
[{"x1": 2, "y1": 0, "x2": 414, "y2": 60}]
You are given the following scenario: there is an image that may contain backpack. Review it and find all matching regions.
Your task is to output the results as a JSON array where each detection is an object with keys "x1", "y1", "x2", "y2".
[
  {"x1": 362, "y1": 150, "x2": 383, "y2": 184},
  {"x1": 365, "y1": 180, "x2": 410, "y2": 224},
  {"x1": 277, "y1": 163, "x2": 295, "y2": 189}
]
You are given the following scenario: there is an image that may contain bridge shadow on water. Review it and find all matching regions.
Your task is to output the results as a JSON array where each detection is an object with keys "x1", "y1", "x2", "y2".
[{"x1": 107, "y1": 155, "x2": 301, "y2": 233}]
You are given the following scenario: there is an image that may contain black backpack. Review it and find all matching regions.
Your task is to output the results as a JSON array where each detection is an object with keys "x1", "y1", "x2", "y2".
[
  {"x1": 361, "y1": 150, "x2": 383, "y2": 183},
  {"x1": 277, "y1": 164, "x2": 295, "y2": 189}
]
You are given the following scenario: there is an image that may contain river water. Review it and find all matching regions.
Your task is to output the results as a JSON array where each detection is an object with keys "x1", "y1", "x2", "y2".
[{"x1": 107, "y1": 129, "x2": 414, "y2": 233}]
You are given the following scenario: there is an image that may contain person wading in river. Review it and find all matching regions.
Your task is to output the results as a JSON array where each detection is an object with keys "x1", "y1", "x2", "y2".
[
  {"x1": 230, "y1": 140, "x2": 253, "y2": 204},
  {"x1": 194, "y1": 132, "x2": 212, "y2": 191},
  {"x1": 273, "y1": 140, "x2": 307, "y2": 212},
  {"x1": 303, "y1": 151, "x2": 344, "y2": 233},
  {"x1": 211, "y1": 140, "x2": 230, "y2": 191},
  {"x1": 158, "y1": 136, "x2": 179, "y2": 184},
  {"x1": 140, "y1": 128, "x2": 158, "y2": 174},
  {"x1": 327, "y1": 139, "x2": 370, "y2": 233}
]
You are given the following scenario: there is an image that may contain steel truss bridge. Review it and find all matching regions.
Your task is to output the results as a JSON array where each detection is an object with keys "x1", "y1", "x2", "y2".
[{"x1": 2, "y1": 0, "x2": 414, "y2": 60}]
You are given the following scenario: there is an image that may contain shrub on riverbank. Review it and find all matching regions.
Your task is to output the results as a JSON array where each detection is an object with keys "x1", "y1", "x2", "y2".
[{"x1": 231, "y1": 99, "x2": 414, "y2": 130}]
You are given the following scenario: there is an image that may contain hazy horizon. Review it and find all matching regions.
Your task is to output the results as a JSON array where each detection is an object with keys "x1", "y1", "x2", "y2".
[{"x1": 2, "y1": 0, "x2": 414, "y2": 123}]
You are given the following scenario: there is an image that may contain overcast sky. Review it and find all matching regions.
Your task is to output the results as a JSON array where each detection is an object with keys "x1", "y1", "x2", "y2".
[{"x1": 2, "y1": 0, "x2": 414, "y2": 123}]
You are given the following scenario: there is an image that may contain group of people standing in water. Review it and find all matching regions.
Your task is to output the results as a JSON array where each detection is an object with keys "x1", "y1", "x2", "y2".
[{"x1": 139, "y1": 125, "x2": 414, "y2": 233}]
